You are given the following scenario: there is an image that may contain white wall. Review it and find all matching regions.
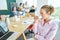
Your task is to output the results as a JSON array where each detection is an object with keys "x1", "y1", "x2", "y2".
[
  {"x1": 16, "y1": 0, "x2": 23, "y2": 6},
  {"x1": 35, "y1": 0, "x2": 48, "y2": 17},
  {"x1": 48, "y1": 0, "x2": 60, "y2": 8}
]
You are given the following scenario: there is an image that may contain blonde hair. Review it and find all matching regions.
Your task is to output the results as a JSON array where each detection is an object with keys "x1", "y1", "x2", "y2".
[{"x1": 41, "y1": 5, "x2": 54, "y2": 14}]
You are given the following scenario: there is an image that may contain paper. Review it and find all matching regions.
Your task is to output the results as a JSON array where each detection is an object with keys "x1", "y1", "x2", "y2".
[{"x1": 22, "y1": 18, "x2": 34, "y2": 25}]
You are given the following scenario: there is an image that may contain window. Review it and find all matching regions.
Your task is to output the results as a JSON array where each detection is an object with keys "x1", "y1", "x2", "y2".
[
  {"x1": 0, "y1": 0, "x2": 7, "y2": 10},
  {"x1": 48, "y1": 0, "x2": 60, "y2": 8}
]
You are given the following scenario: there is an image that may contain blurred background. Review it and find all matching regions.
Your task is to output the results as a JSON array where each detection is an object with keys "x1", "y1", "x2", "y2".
[{"x1": 0, "y1": 0, "x2": 60, "y2": 40}]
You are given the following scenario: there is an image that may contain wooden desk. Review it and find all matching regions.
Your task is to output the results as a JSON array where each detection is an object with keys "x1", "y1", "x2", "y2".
[{"x1": 8, "y1": 16, "x2": 34, "y2": 40}]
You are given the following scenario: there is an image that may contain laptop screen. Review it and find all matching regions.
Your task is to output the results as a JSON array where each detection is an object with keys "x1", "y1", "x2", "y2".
[{"x1": 0, "y1": 21, "x2": 9, "y2": 37}]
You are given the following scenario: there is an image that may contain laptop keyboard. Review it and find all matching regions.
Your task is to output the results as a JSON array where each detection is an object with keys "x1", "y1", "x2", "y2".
[
  {"x1": 7, "y1": 32, "x2": 20, "y2": 40},
  {"x1": 0, "y1": 32, "x2": 14, "y2": 40}
]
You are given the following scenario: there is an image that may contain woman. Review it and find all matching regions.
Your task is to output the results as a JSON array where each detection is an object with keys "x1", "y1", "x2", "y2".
[
  {"x1": 33, "y1": 5, "x2": 58, "y2": 40},
  {"x1": 12, "y1": 6, "x2": 18, "y2": 16},
  {"x1": 18, "y1": 3, "x2": 23, "y2": 11}
]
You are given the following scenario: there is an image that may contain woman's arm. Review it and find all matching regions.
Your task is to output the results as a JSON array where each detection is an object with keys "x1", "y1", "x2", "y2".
[
  {"x1": 35, "y1": 23, "x2": 58, "y2": 40},
  {"x1": 33, "y1": 20, "x2": 38, "y2": 34},
  {"x1": 33, "y1": 18, "x2": 42, "y2": 40}
]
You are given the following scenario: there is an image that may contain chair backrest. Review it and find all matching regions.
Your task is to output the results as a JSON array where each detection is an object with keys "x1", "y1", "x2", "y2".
[{"x1": 0, "y1": 15, "x2": 6, "y2": 21}]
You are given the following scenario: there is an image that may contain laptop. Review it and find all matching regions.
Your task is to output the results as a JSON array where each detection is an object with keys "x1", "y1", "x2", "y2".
[{"x1": 0, "y1": 21, "x2": 19, "y2": 40}]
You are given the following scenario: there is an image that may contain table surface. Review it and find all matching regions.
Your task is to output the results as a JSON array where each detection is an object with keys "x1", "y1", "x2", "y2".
[{"x1": 8, "y1": 16, "x2": 34, "y2": 40}]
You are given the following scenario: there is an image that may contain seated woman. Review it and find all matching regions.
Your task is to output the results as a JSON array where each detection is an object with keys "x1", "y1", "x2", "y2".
[
  {"x1": 33, "y1": 5, "x2": 58, "y2": 40},
  {"x1": 18, "y1": 3, "x2": 25, "y2": 17},
  {"x1": 18, "y1": 3, "x2": 23, "y2": 11},
  {"x1": 12, "y1": 6, "x2": 18, "y2": 16}
]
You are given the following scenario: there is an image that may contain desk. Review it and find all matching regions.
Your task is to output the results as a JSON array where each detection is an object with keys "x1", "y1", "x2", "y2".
[{"x1": 8, "y1": 16, "x2": 34, "y2": 40}]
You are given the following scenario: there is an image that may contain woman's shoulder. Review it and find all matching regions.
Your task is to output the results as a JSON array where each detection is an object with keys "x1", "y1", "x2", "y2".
[
  {"x1": 50, "y1": 19, "x2": 58, "y2": 27},
  {"x1": 50, "y1": 19, "x2": 57, "y2": 24}
]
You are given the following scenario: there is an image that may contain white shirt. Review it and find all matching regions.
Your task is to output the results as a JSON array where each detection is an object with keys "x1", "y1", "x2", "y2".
[{"x1": 33, "y1": 19, "x2": 58, "y2": 40}]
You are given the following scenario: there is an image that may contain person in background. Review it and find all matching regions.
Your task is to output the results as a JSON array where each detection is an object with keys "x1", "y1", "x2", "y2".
[
  {"x1": 24, "y1": 1, "x2": 29, "y2": 13},
  {"x1": 33, "y1": 5, "x2": 58, "y2": 40},
  {"x1": 18, "y1": 3, "x2": 23, "y2": 11},
  {"x1": 29, "y1": 5, "x2": 35, "y2": 13},
  {"x1": 18, "y1": 3, "x2": 25, "y2": 17},
  {"x1": 12, "y1": 6, "x2": 18, "y2": 16}
]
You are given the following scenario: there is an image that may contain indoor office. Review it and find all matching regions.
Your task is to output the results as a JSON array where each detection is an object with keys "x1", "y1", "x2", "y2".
[{"x1": 0, "y1": 0, "x2": 60, "y2": 40}]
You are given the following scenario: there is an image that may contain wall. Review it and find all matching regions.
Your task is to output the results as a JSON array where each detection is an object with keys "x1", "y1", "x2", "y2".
[
  {"x1": 35, "y1": 0, "x2": 48, "y2": 17},
  {"x1": 0, "y1": 0, "x2": 16, "y2": 16},
  {"x1": 54, "y1": 7, "x2": 60, "y2": 18},
  {"x1": 16, "y1": 0, "x2": 22, "y2": 6}
]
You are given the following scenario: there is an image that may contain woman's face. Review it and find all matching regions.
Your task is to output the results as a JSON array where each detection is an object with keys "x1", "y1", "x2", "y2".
[
  {"x1": 13, "y1": 7, "x2": 16, "y2": 11},
  {"x1": 40, "y1": 9, "x2": 50, "y2": 19}
]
